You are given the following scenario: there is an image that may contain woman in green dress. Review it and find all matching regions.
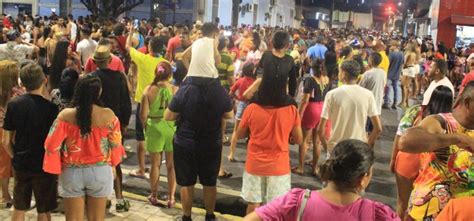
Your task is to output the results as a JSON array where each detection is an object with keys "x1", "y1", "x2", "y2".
[{"x1": 140, "y1": 61, "x2": 177, "y2": 207}]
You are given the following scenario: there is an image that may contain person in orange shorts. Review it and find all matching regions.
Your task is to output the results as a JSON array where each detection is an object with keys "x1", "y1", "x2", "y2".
[{"x1": 390, "y1": 85, "x2": 453, "y2": 219}]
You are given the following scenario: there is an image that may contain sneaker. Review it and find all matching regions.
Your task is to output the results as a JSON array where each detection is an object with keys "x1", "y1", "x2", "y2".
[{"x1": 115, "y1": 199, "x2": 130, "y2": 213}]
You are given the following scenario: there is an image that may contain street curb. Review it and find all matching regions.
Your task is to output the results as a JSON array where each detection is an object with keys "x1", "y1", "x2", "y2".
[{"x1": 122, "y1": 191, "x2": 243, "y2": 220}]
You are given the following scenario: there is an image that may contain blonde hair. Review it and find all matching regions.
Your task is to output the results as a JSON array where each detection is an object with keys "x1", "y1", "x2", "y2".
[{"x1": 0, "y1": 60, "x2": 20, "y2": 107}]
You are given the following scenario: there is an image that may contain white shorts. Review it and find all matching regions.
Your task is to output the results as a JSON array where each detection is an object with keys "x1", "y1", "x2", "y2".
[{"x1": 241, "y1": 171, "x2": 291, "y2": 203}]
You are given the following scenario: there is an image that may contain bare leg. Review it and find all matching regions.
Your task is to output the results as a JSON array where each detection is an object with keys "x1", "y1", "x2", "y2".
[
  {"x1": 149, "y1": 152, "x2": 163, "y2": 198},
  {"x1": 86, "y1": 196, "x2": 107, "y2": 221},
  {"x1": 180, "y1": 186, "x2": 194, "y2": 217},
  {"x1": 295, "y1": 129, "x2": 311, "y2": 174},
  {"x1": 114, "y1": 164, "x2": 124, "y2": 199},
  {"x1": 395, "y1": 174, "x2": 414, "y2": 220},
  {"x1": 63, "y1": 197, "x2": 85, "y2": 221},
  {"x1": 246, "y1": 202, "x2": 261, "y2": 215},
  {"x1": 1, "y1": 178, "x2": 11, "y2": 202},
  {"x1": 311, "y1": 129, "x2": 321, "y2": 175},
  {"x1": 228, "y1": 120, "x2": 240, "y2": 161},
  {"x1": 203, "y1": 186, "x2": 217, "y2": 215},
  {"x1": 136, "y1": 141, "x2": 146, "y2": 175},
  {"x1": 165, "y1": 152, "x2": 176, "y2": 203},
  {"x1": 37, "y1": 213, "x2": 51, "y2": 221},
  {"x1": 11, "y1": 210, "x2": 25, "y2": 221}
]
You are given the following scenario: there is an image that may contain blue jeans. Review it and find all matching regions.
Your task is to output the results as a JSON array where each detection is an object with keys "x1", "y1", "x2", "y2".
[{"x1": 384, "y1": 79, "x2": 401, "y2": 107}]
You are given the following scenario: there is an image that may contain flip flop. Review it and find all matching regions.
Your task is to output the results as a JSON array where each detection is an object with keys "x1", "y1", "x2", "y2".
[
  {"x1": 218, "y1": 171, "x2": 233, "y2": 179},
  {"x1": 129, "y1": 170, "x2": 147, "y2": 179},
  {"x1": 291, "y1": 167, "x2": 304, "y2": 175}
]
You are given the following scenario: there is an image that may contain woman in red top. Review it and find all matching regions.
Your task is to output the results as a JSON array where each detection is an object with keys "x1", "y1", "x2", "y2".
[{"x1": 44, "y1": 75, "x2": 125, "y2": 220}]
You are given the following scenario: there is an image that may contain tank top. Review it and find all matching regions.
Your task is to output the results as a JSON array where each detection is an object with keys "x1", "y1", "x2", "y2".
[
  {"x1": 187, "y1": 37, "x2": 218, "y2": 78},
  {"x1": 148, "y1": 86, "x2": 173, "y2": 118}
]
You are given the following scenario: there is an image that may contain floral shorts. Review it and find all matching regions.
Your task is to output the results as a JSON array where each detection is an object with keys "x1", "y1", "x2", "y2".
[{"x1": 241, "y1": 171, "x2": 291, "y2": 203}]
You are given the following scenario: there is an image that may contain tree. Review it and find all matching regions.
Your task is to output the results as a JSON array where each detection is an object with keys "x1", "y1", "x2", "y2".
[{"x1": 80, "y1": 0, "x2": 144, "y2": 20}]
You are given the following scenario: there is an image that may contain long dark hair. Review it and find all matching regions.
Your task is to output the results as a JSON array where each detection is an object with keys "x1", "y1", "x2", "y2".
[
  {"x1": 425, "y1": 85, "x2": 453, "y2": 117},
  {"x1": 70, "y1": 75, "x2": 103, "y2": 136},
  {"x1": 42, "y1": 26, "x2": 52, "y2": 39},
  {"x1": 320, "y1": 139, "x2": 375, "y2": 191},
  {"x1": 311, "y1": 59, "x2": 325, "y2": 78},
  {"x1": 59, "y1": 68, "x2": 79, "y2": 102},
  {"x1": 49, "y1": 40, "x2": 70, "y2": 89}
]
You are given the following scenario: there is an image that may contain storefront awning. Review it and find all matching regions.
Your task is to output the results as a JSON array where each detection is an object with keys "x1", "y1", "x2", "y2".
[{"x1": 451, "y1": 14, "x2": 474, "y2": 26}]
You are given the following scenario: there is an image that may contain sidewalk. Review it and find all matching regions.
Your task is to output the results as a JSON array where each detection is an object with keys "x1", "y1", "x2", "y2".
[{"x1": 0, "y1": 191, "x2": 242, "y2": 221}]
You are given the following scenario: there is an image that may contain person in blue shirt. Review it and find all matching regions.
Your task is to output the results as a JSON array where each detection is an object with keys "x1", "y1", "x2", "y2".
[{"x1": 306, "y1": 36, "x2": 327, "y2": 61}]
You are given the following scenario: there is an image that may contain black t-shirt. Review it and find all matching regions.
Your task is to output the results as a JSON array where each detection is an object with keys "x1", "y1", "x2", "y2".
[
  {"x1": 3, "y1": 94, "x2": 58, "y2": 172},
  {"x1": 168, "y1": 77, "x2": 232, "y2": 149},
  {"x1": 303, "y1": 76, "x2": 332, "y2": 102},
  {"x1": 255, "y1": 51, "x2": 298, "y2": 107},
  {"x1": 90, "y1": 69, "x2": 132, "y2": 127}
]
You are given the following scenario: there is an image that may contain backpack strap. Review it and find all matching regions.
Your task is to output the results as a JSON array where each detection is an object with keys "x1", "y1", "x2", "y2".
[{"x1": 297, "y1": 189, "x2": 312, "y2": 221}]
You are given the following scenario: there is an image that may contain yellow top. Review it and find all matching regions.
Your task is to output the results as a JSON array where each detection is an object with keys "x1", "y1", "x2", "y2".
[{"x1": 129, "y1": 48, "x2": 168, "y2": 103}]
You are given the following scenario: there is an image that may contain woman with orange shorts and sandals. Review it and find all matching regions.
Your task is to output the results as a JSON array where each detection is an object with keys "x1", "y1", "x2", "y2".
[
  {"x1": 0, "y1": 60, "x2": 25, "y2": 208},
  {"x1": 390, "y1": 85, "x2": 453, "y2": 219}
]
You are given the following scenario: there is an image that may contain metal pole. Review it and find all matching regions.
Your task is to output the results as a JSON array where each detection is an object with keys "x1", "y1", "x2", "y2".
[{"x1": 173, "y1": 1, "x2": 176, "y2": 24}]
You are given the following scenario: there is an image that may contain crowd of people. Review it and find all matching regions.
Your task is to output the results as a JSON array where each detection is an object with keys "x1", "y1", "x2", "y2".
[{"x1": 1, "y1": 11, "x2": 474, "y2": 221}]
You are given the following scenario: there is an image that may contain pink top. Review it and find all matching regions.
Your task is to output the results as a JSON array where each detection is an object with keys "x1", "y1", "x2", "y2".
[{"x1": 255, "y1": 188, "x2": 400, "y2": 221}]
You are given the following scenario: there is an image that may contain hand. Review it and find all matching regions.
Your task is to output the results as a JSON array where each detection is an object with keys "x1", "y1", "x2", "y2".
[
  {"x1": 456, "y1": 134, "x2": 474, "y2": 152},
  {"x1": 389, "y1": 159, "x2": 396, "y2": 174}
]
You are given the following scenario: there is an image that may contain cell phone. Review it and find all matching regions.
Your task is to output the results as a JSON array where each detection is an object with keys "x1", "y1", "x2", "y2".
[{"x1": 133, "y1": 19, "x2": 139, "y2": 30}]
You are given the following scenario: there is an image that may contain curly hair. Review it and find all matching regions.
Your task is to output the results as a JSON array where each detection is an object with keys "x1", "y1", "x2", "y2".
[
  {"x1": 70, "y1": 75, "x2": 103, "y2": 136},
  {"x1": 319, "y1": 139, "x2": 375, "y2": 191}
]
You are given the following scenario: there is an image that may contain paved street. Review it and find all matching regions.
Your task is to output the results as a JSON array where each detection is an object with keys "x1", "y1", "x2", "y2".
[{"x1": 120, "y1": 105, "x2": 405, "y2": 217}]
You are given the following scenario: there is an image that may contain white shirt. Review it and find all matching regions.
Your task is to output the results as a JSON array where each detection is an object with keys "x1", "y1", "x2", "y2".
[
  {"x1": 422, "y1": 76, "x2": 455, "y2": 105},
  {"x1": 69, "y1": 22, "x2": 78, "y2": 42},
  {"x1": 0, "y1": 42, "x2": 34, "y2": 63},
  {"x1": 76, "y1": 38, "x2": 97, "y2": 66},
  {"x1": 321, "y1": 84, "x2": 379, "y2": 150},
  {"x1": 359, "y1": 67, "x2": 386, "y2": 114},
  {"x1": 187, "y1": 37, "x2": 218, "y2": 78}
]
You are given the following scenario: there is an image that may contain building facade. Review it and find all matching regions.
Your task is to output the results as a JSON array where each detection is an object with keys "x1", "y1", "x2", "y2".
[{"x1": 2, "y1": 0, "x2": 298, "y2": 27}]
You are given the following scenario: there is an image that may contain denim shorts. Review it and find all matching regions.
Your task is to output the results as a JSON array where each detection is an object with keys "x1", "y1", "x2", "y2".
[
  {"x1": 235, "y1": 101, "x2": 249, "y2": 120},
  {"x1": 59, "y1": 165, "x2": 114, "y2": 198},
  {"x1": 241, "y1": 171, "x2": 291, "y2": 203}
]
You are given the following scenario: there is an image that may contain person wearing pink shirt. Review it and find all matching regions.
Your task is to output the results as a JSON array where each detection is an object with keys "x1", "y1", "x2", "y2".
[{"x1": 244, "y1": 139, "x2": 400, "y2": 221}]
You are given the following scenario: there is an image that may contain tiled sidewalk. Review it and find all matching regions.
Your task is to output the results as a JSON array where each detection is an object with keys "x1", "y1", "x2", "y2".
[{"x1": 0, "y1": 192, "x2": 241, "y2": 221}]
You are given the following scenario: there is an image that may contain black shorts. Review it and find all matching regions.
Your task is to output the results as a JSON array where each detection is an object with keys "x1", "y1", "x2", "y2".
[
  {"x1": 173, "y1": 143, "x2": 222, "y2": 187},
  {"x1": 13, "y1": 170, "x2": 58, "y2": 213},
  {"x1": 135, "y1": 103, "x2": 145, "y2": 141}
]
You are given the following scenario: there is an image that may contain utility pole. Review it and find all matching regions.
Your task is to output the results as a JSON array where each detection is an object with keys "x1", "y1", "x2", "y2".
[
  {"x1": 172, "y1": 0, "x2": 177, "y2": 24},
  {"x1": 329, "y1": 0, "x2": 335, "y2": 28}
]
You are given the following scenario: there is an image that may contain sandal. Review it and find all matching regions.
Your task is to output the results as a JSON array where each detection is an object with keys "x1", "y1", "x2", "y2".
[
  {"x1": 218, "y1": 171, "x2": 233, "y2": 179},
  {"x1": 129, "y1": 170, "x2": 147, "y2": 179},
  {"x1": 167, "y1": 199, "x2": 176, "y2": 208},
  {"x1": 291, "y1": 167, "x2": 304, "y2": 175},
  {"x1": 148, "y1": 196, "x2": 160, "y2": 206},
  {"x1": 305, "y1": 159, "x2": 314, "y2": 166}
]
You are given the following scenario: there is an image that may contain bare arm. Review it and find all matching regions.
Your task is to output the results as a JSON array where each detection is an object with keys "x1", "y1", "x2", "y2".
[
  {"x1": 1, "y1": 129, "x2": 14, "y2": 158},
  {"x1": 164, "y1": 109, "x2": 179, "y2": 121},
  {"x1": 243, "y1": 78, "x2": 261, "y2": 100},
  {"x1": 236, "y1": 124, "x2": 249, "y2": 140},
  {"x1": 222, "y1": 110, "x2": 234, "y2": 120},
  {"x1": 318, "y1": 118, "x2": 329, "y2": 152},
  {"x1": 139, "y1": 88, "x2": 150, "y2": 129},
  {"x1": 298, "y1": 94, "x2": 310, "y2": 116},
  {"x1": 390, "y1": 135, "x2": 401, "y2": 173},
  {"x1": 214, "y1": 36, "x2": 221, "y2": 65},
  {"x1": 399, "y1": 115, "x2": 474, "y2": 153},
  {"x1": 243, "y1": 212, "x2": 262, "y2": 221},
  {"x1": 291, "y1": 125, "x2": 304, "y2": 146},
  {"x1": 182, "y1": 46, "x2": 192, "y2": 70},
  {"x1": 368, "y1": 115, "x2": 383, "y2": 148}
]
